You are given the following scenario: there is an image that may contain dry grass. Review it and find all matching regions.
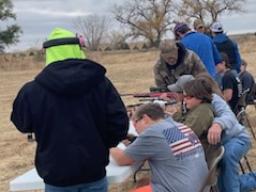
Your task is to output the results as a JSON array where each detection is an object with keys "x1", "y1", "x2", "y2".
[{"x1": 1, "y1": 37, "x2": 256, "y2": 191}]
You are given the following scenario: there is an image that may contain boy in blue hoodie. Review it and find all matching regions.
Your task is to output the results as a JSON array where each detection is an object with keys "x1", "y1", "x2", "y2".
[{"x1": 211, "y1": 21, "x2": 242, "y2": 73}]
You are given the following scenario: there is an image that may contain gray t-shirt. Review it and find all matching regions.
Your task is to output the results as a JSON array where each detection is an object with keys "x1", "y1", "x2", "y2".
[{"x1": 125, "y1": 118, "x2": 208, "y2": 192}]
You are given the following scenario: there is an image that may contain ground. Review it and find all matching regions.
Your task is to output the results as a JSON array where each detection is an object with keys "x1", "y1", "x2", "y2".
[{"x1": 1, "y1": 41, "x2": 256, "y2": 191}]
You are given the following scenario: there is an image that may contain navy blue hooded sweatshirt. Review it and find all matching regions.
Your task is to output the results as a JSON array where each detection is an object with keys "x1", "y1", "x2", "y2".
[{"x1": 11, "y1": 59, "x2": 129, "y2": 186}]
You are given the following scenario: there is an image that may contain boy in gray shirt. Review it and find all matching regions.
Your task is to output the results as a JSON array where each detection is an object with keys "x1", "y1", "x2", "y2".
[{"x1": 111, "y1": 103, "x2": 208, "y2": 192}]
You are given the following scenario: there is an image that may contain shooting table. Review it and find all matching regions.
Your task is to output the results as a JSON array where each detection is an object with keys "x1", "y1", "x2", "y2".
[{"x1": 10, "y1": 123, "x2": 139, "y2": 192}]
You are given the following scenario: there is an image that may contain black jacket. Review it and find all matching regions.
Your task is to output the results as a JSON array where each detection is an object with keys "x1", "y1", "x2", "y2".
[{"x1": 11, "y1": 59, "x2": 129, "y2": 186}]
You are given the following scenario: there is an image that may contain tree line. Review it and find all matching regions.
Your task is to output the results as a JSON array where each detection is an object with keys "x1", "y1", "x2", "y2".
[{"x1": 0, "y1": 0, "x2": 246, "y2": 52}]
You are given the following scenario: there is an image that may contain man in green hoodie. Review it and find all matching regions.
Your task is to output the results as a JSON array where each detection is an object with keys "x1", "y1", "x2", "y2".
[{"x1": 11, "y1": 28, "x2": 129, "y2": 192}]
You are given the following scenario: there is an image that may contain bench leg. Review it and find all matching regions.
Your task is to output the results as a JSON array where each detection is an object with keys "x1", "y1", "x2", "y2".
[
  {"x1": 240, "y1": 155, "x2": 253, "y2": 173},
  {"x1": 244, "y1": 113, "x2": 256, "y2": 140}
]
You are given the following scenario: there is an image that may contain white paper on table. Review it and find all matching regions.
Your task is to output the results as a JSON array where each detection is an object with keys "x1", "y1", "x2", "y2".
[
  {"x1": 109, "y1": 122, "x2": 137, "y2": 164},
  {"x1": 128, "y1": 121, "x2": 138, "y2": 136},
  {"x1": 109, "y1": 142, "x2": 127, "y2": 164}
]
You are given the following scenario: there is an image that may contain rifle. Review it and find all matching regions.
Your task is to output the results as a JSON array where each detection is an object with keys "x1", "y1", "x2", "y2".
[
  {"x1": 138, "y1": 98, "x2": 177, "y2": 105},
  {"x1": 121, "y1": 86, "x2": 179, "y2": 99},
  {"x1": 121, "y1": 92, "x2": 178, "y2": 99}
]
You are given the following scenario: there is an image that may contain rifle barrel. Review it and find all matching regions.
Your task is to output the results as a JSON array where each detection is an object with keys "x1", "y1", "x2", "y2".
[{"x1": 120, "y1": 93, "x2": 135, "y2": 97}]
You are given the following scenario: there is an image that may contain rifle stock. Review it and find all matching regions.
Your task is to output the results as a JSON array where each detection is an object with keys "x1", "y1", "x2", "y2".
[{"x1": 121, "y1": 92, "x2": 177, "y2": 99}]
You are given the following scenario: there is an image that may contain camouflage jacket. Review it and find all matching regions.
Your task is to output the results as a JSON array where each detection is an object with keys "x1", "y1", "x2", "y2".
[{"x1": 153, "y1": 45, "x2": 206, "y2": 90}]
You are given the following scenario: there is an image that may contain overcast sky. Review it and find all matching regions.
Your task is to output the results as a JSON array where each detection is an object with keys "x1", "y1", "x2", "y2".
[{"x1": 5, "y1": 0, "x2": 256, "y2": 52}]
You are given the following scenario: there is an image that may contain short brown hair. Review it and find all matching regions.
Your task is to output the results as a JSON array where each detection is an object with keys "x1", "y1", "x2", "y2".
[
  {"x1": 133, "y1": 103, "x2": 165, "y2": 121},
  {"x1": 183, "y1": 79, "x2": 213, "y2": 103},
  {"x1": 196, "y1": 72, "x2": 223, "y2": 97}
]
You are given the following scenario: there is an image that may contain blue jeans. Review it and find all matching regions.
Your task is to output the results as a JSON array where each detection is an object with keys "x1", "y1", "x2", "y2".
[
  {"x1": 45, "y1": 177, "x2": 108, "y2": 192},
  {"x1": 240, "y1": 172, "x2": 256, "y2": 192},
  {"x1": 218, "y1": 136, "x2": 253, "y2": 192}
]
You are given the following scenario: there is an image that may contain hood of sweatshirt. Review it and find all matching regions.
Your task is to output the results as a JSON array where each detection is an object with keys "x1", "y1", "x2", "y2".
[
  {"x1": 213, "y1": 33, "x2": 229, "y2": 43},
  {"x1": 35, "y1": 59, "x2": 106, "y2": 96}
]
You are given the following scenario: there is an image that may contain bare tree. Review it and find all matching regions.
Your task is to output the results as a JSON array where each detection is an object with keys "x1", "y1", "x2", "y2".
[
  {"x1": 176, "y1": 0, "x2": 246, "y2": 27},
  {"x1": 107, "y1": 30, "x2": 130, "y2": 50},
  {"x1": 74, "y1": 15, "x2": 109, "y2": 50},
  {"x1": 113, "y1": 0, "x2": 175, "y2": 48}
]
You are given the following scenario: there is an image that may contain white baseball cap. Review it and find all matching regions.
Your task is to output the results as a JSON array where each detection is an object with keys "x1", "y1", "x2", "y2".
[{"x1": 211, "y1": 22, "x2": 224, "y2": 32}]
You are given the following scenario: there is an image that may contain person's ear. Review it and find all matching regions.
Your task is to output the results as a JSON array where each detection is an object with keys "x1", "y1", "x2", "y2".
[{"x1": 142, "y1": 114, "x2": 151, "y2": 124}]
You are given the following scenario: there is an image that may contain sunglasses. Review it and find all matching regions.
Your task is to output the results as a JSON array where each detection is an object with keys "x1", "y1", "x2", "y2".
[
  {"x1": 184, "y1": 95, "x2": 194, "y2": 99},
  {"x1": 183, "y1": 92, "x2": 194, "y2": 99}
]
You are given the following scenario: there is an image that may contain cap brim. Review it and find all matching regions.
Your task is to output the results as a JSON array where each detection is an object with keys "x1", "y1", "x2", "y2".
[
  {"x1": 167, "y1": 84, "x2": 182, "y2": 93},
  {"x1": 210, "y1": 28, "x2": 223, "y2": 33}
]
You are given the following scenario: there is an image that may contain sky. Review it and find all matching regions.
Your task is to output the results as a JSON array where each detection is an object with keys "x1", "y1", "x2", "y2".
[{"x1": 4, "y1": 0, "x2": 256, "y2": 52}]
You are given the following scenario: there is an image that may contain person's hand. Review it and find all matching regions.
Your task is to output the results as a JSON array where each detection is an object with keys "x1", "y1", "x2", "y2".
[
  {"x1": 122, "y1": 134, "x2": 137, "y2": 146},
  {"x1": 122, "y1": 139, "x2": 131, "y2": 146},
  {"x1": 207, "y1": 123, "x2": 223, "y2": 145},
  {"x1": 171, "y1": 92, "x2": 183, "y2": 102},
  {"x1": 159, "y1": 93, "x2": 169, "y2": 100},
  {"x1": 165, "y1": 103, "x2": 179, "y2": 116}
]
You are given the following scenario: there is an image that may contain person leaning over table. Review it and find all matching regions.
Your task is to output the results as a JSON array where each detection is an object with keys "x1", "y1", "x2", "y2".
[
  {"x1": 174, "y1": 22, "x2": 222, "y2": 78},
  {"x1": 11, "y1": 27, "x2": 129, "y2": 192},
  {"x1": 111, "y1": 103, "x2": 208, "y2": 192},
  {"x1": 153, "y1": 40, "x2": 206, "y2": 91}
]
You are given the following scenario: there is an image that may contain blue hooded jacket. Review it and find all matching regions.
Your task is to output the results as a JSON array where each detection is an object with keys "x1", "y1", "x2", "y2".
[
  {"x1": 212, "y1": 33, "x2": 241, "y2": 72},
  {"x1": 181, "y1": 31, "x2": 221, "y2": 77}
]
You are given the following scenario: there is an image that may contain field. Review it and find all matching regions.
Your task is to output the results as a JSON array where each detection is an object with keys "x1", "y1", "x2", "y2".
[{"x1": 1, "y1": 36, "x2": 256, "y2": 191}]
